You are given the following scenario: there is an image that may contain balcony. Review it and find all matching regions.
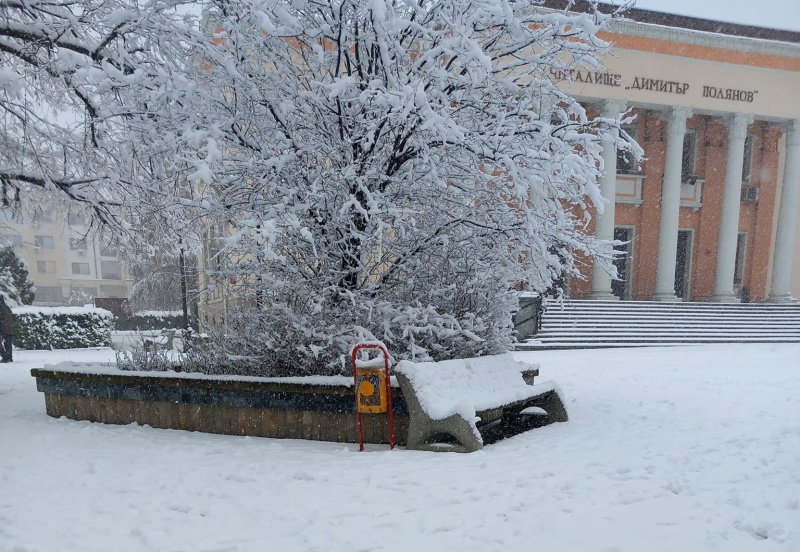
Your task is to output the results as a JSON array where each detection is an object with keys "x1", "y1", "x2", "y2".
[
  {"x1": 615, "y1": 173, "x2": 644, "y2": 206},
  {"x1": 680, "y1": 175, "x2": 704, "y2": 210}
]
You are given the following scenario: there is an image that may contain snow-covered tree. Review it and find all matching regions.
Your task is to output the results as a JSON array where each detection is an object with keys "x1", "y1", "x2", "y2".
[
  {"x1": 127, "y1": 251, "x2": 199, "y2": 315},
  {"x1": 0, "y1": 246, "x2": 35, "y2": 305},
  {"x1": 0, "y1": 0, "x2": 202, "y2": 235},
  {"x1": 4, "y1": 0, "x2": 636, "y2": 374},
  {"x1": 165, "y1": 0, "x2": 635, "y2": 375}
]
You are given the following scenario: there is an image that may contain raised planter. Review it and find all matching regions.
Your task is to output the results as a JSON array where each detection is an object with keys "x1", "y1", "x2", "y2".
[{"x1": 31, "y1": 363, "x2": 408, "y2": 445}]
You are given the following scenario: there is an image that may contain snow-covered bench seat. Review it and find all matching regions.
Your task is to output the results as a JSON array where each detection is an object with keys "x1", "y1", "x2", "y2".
[{"x1": 394, "y1": 354, "x2": 568, "y2": 453}]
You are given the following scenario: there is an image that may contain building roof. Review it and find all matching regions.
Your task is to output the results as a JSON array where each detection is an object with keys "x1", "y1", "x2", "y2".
[{"x1": 538, "y1": 0, "x2": 800, "y2": 45}]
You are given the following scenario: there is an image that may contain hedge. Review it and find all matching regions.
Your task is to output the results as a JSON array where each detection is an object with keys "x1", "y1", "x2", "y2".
[
  {"x1": 12, "y1": 306, "x2": 114, "y2": 350},
  {"x1": 114, "y1": 310, "x2": 185, "y2": 331}
]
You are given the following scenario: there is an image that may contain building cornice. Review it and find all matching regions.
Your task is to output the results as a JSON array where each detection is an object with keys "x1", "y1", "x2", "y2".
[
  {"x1": 536, "y1": 1, "x2": 800, "y2": 60},
  {"x1": 608, "y1": 18, "x2": 800, "y2": 61}
]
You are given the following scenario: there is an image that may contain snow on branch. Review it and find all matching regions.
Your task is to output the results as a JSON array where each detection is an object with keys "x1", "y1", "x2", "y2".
[{"x1": 0, "y1": 0, "x2": 205, "y2": 240}]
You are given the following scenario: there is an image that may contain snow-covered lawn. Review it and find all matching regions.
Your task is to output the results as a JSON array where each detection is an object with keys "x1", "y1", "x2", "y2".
[{"x1": 2, "y1": 344, "x2": 799, "y2": 551}]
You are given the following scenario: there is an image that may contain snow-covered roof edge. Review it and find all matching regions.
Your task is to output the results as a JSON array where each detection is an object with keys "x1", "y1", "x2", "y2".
[
  {"x1": 609, "y1": 18, "x2": 800, "y2": 60},
  {"x1": 535, "y1": 1, "x2": 800, "y2": 59}
]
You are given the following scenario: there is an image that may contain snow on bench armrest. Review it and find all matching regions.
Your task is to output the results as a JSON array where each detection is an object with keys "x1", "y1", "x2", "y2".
[{"x1": 394, "y1": 353, "x2": 555, "y2": 422}]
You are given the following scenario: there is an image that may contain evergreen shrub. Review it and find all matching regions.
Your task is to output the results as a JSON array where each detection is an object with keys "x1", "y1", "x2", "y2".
[
  {"x1": 115, "y1": 311, "x2": 184, "y2": 331},
  {"x1": 12, "y1": 307, "x2": 114, "y2": 349}
]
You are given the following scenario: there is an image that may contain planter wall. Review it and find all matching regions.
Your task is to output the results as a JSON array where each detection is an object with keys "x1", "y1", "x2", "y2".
[{"x1": 31, "y1": 367, "x2": 408, "y2": 445}]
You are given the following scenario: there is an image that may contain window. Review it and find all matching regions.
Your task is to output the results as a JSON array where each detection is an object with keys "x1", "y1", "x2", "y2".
[
  {"x1": 37, "y1": 261, "x2": 56, "y2": 274},
  {"x1": 681, "y1": 131, "x2": 697, "y2": 178},
  {"x1": 1, "y1": 234, "x2": 22, "y2": 248},
  {"x1": 72, "y1": 262, "x2": 91, "y2": 275},
  {"x1": 70, "y1": 286, "x2": 97, "y2": 298},
  {"x1": 32, "y1": 212, "x2": 52, "y2": 224},
  {"x1": 69, "y1": 238, "x2": 87, "y2": 250},
  {"x1": 734, "y1": 233, "x2": 747, "y2": 286},
  {"x1": 100, "y1": 244, "x2": 117, "y2": 257},
  {"x1": 617, "y1": 125, "x2": 639, "y2": 174},
  {"x1": 100, "y1": 260, "x2": 122, "y2": 280},
  {"x1": 68, "y1": 213, "x2": 86, "y2": 226},
  {"x1": 34, "y1": 235, "x2": 54, "y2": 249},
  {"x1": 203, "y1": 224, "x2": 224, "y2": 271},
  {"x1": 35, "y1": 286, "x2": 63, "y2": 304},
  {"x1": 742, "y1": 133, "x2": 755, "y2": 183},
  {"x1": 100, "y1": 285, "x2": 126, "y2": 297}
]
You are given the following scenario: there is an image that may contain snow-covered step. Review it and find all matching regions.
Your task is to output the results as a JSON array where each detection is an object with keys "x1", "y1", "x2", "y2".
[
  {"x1": 541, "y1": 300, "x2": 800, "y2": 307},
  {"x1": 517, "y1": 300, "x2": 800, "y2": 350},
  {"x1": 541, "y1": 323, "x2": 800, "y2": 328}
]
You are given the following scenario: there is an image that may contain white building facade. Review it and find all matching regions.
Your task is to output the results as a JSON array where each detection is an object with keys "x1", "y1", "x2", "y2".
[{"x1": 0, "y1": 209, "x2": 131, "y2": 306}]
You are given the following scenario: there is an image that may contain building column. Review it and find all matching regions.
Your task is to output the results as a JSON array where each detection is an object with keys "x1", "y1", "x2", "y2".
[
  {"x1": 712, "y1": 114, "x2": 752, "y2": 302},
  {"x1": 590, "y1": 100, "x2": 627, "y2": 300},
  {"x1": 654, "y1": 108, "x2": 692, "y2": 301},
  {"x1": 768, "y1": 120, "x2": 800, "y2": 302}
]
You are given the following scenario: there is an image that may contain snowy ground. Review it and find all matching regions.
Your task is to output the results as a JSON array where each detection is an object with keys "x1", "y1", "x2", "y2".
[{"x1": 2, "y1": 344, "x2": 799, "y2": 552}]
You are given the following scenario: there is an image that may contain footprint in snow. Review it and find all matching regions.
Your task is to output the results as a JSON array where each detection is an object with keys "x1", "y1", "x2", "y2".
[{"x1": 293, "y1": 470, "x2": 315, "y2": 481}]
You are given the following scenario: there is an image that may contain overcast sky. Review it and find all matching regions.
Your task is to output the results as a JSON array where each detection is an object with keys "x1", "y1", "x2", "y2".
[{"x1": 611, "y1": 0, "x2": 800, "y2": 33}]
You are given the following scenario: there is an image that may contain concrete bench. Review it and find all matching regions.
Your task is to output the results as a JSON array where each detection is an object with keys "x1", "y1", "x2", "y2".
[
  {"x1": 394, "y1": 354, "x2": 568, "y2": 452},
  {"x1": 143, "y1": 329, "x2": 176, "y2": 351}
]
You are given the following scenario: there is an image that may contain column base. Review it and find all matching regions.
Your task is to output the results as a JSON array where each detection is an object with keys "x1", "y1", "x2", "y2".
[
  {"x1": 765, "y1": 293, "x2": 798, "y2": 303},
  {"x1": 588, "y1": 291, "x2": 619, "y2": 301},
  {"x1": 652, "y1": 292, "x2": 681, "y2": 302},
  {"x1": 710, "y1": 293, "x2": 738, "y2": 303}
]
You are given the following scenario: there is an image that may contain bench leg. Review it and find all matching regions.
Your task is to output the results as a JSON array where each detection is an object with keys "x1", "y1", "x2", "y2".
[
  {"x1": 500, "y1": 389, "x2": 569, "y2": 436},
  {"x1": 406, "y1": 413, "x2": 483, "y2": 453},
  {"x1": 537, "y1": 389, "x2": 569, "y2": 423}
]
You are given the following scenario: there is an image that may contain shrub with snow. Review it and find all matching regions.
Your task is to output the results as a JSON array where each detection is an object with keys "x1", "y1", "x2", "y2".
[
  {"x1": 115, "y1": 311, "x2": 185, "y2": 331},
  {"x1": 13, "y1": 307, "x2": 113, "y2": 350},
  {"x1": 0, "y1": 246, "x2": 35, "y2": 306}
]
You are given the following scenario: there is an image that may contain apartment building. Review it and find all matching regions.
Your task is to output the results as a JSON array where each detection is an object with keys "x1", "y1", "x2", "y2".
[{"x1": 0, "y1": 209, "x2": 131, "y2": 306}]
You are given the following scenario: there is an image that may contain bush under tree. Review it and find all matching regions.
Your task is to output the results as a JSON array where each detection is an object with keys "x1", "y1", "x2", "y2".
[{"x1": 0, "y1": 246, "x2": 35, "y2": 306}]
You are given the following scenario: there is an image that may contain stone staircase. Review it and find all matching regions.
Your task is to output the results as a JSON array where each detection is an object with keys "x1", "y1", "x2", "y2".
[{"x1": 516, "y1": 300, "x2": 800, "y2": 350}]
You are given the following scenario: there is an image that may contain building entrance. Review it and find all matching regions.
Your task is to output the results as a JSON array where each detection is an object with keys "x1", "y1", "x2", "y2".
[
  {"x1": 612, "y1": 227, "x2": 634, "y2": 300},
  {"x1": 675, "y1": 230, "x2": 694, "y2": 300}
]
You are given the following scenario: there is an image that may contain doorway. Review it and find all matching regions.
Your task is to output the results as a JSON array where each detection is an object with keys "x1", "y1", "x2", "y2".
[
  {"x1": 612, "y1": 227, "x2": 634, "y2": 300},
  {"x1": 674, "y1": 230, "x2": 693, "y2": 300}
]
